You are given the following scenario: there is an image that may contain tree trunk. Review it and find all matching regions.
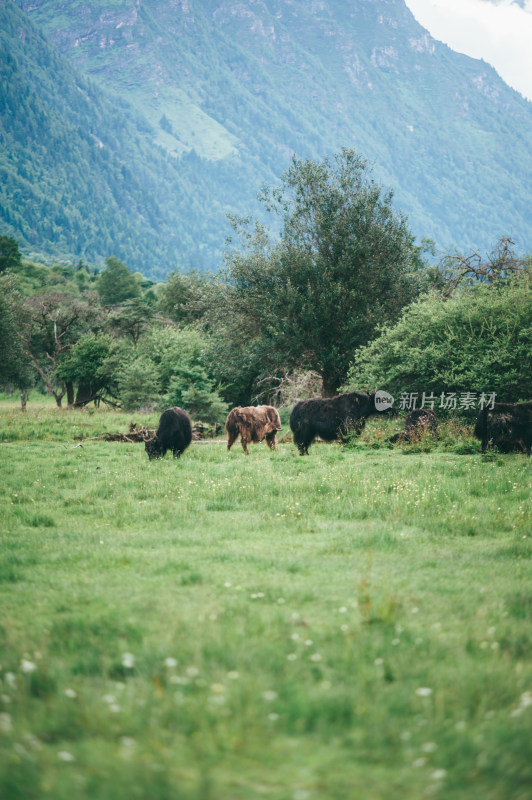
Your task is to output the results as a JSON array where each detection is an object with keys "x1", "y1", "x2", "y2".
[
  {"x1": 321, "y1": 374, "x2": 339, "y2": 397},
  {"x1": 75, "y1": 381, "x2": 95, "y2": 407},
  {"x1": 20, "y1": 391, "x2": 27, "y2": 412},
  {"x1": 66, "y1": 381, "x2": 75, "y2": 408}
]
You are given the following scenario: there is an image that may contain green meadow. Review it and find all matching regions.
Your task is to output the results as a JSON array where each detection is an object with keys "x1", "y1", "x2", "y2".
[{"x1": 1, "y1": 399, "x2": 531, "y2": 800}]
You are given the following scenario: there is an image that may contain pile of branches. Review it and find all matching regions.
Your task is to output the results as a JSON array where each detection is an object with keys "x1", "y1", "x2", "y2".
[
  {"x1": 75, "y1": 422, "x2": 154, "y2": 443},
  {"x1": 75, "y1": 421, "x2": 223, "y2": 443}
]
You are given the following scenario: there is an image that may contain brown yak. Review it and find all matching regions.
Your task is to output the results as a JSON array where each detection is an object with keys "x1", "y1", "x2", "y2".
[{"x1": 225, "y1": 405, "x2": 281, "y2": 455}]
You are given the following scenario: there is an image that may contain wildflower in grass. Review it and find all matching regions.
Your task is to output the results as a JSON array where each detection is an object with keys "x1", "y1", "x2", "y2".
[
  {"x1": 103, "y1": 694, "x2": 116, "y2": 704},
  {"x1": 412, "y1": 757, "x2": 426, "y2": 768},
  {"x1": 0, "y1": 712, "x2": 12, "y2": 732},
  {"x1": 164, "y1": 657, "x2": 178, "y2": 668},
  {"x1": 208, "y1": 694, "x2": 226, "y2": 705},
  {"x1": 304, "y1": 640, "x2": 313, "y2": 647},
  {"x1": 109, "y1": 704, "x2": 121, "y2": 713},
  {"x1": 4, "y1": 673, "x2": 16, "y2": 689},
  {"x1": 310, "y1": 653, "x2": 322, "y2": 662},
  {"x1": 211, "y1": 683, "x2": 225, "y2": 693},
  {"x1": 58, "y1": 751, "x2": 75, "y2": 762},
  {"x1": 277, "y1": 598, "x2": 285, "y2": 604},
  {"x1": 431, "y1": 770, "x2": 447, "y2": 780},
  {"x1": 121, "y1": 653, "x2": 135, "y2": 669},
  {"x1": 340, "y1": 624, "x2": 348, "y2": 632},
  {"x1": 374, "y1": 658, "x2": 383, "y2": 666},
  {"x1": 120, "y1": 737, "x2": 136, "y2": 748},
  {"x1": 224, "y1": 582, "x2": 231, "y2": 587},
  {"x1": 339, "y1": 607, "x2": 347, "y2": 613},
  {"x1": 392, "y1": 639, "x2": 400, "y2": 646},
  {"x1": 268, "y1": 712, "x2": 279, "y2": 721},
  {"x1": 421, "y1": 742, "x2": 437, "y2": 753},
  {"x1": 227, "y1": 671, "x2": 239, "y2": 680},
  {"x1": 415, "y1": 687, "x2": 432, "y2": 697},
  {"x1": 263, "y1": 690, "x2": 278, "y2": 702},
  {"x1": 20, "y1": 659, "x2": 37, "y2": 673},
  {"x1": 287, "y1": 653, "x2": 297, "y2": 661},
  {"x1": 64, "y1": 688, "x2": 77, "y2": 698},
  {"x1": 186, "y1": 666, "x2": 199, "y2": 677}
]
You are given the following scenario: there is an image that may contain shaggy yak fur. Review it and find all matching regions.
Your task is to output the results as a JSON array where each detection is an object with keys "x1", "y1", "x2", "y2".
[
  {"x1": 290, "y1": 391, "x2": 390, "y2": 455},
  {"x1": 226, "y1": 405, "x2": 281, "y2": 455},
  {"x1": 145, "y1": 407, "x2": 192, "y2": 460},
  {"x1": 389, "y1": 409, "x2": 438, "y2": 444},
  {"x1": 474, "y1": 401, "x2": 532, "y2": 455}
]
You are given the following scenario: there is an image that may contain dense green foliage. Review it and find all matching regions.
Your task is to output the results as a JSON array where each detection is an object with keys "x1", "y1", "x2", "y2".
[
  {"x1": 206, "y1": 152, "x2": 426, "y2": 399},
  {"x1": 0, "y1": 276, "x2": 27, "y2": 387},
  {"x1": 0, "y1": 404, "x2": 531, "y2": 799},
  {"x1": 3, "y1": 0, "x2": 532, "y2": 273},
  {"x1": 346, "y1": 272, "x2": 532, "y2": 407},
  {"x1": 97, "y1": 257, "x2": 142, "y2": 306},
  {"x1": 0, "y1": 235, "x2": 22, "y2": 273}
]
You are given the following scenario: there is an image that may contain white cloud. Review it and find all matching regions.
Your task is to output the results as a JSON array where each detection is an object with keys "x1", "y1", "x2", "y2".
[{"x1": 404, "y1": 0, "x2": 532, "y2": 100}]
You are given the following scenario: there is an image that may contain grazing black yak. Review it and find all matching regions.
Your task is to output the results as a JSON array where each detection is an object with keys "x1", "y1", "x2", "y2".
[
  {"x1": 474, "y1": 402, "x2": 532, "y2": 455},
  {"x1": 289, "y1": 391, "x2": 390, "y2": 455},
  {"x1": 389, "y1": 409, "x2": 438, "y2": 444},
  {"x1": 226, "y1": 405, "x2": 281, "y2": 455},
  {"x1": 145, "y1": 407, "x2": 192, "y2": 460}
]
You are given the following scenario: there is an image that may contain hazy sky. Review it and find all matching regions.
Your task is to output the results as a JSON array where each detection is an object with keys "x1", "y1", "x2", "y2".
[{"x1": 404, "y1": 0, "x2": 532, "y2": 101}]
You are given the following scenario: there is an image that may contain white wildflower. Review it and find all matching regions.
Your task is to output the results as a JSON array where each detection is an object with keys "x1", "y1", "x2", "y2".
[
  {"x1": 121, "y1": 653, "x2": 135, "y2": 669},
  {"x1": 164, "y1": 657, "x2": 178, "y2": 668},
  {"x1": 64, "y1": 688, "x2": 77, "y2": 698},
  {"x1": 20, "y1": 660, "x2": 37, "y2": 673},
  {"x1": 58, "y1": 750, "x2": 75, "y2": 762},
  {"x1": 415, "y1": 687, "x2": 432, "y2": 697},
  {"x1": 263, "y1": 690, "x2": 278, "y2": 702}
]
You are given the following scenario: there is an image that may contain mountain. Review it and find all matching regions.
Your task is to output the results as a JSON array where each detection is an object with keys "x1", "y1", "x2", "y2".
[{"x1": 3, "y1": 0, "x2": 532, "y2": 276}]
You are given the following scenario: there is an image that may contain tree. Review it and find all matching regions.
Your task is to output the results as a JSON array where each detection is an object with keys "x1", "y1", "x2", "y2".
[
  {"x1": 55, "y1": 332, "x2": 117, "y2": 406},
  {"x1": 109, "y1": 298, "x2": 155, "y2": 344},
  {"x1": 431, "y1": 236, "x2": 530, "y2": 297},
  {"x1": 0, "y1": 274, "x2": 34, "y2": 407},
  {"x1": 97, "y1": 256, "x2": 141, "y2": 306},
  {"x1": 23, "y1": 292, "x2": 103, "y2": 406},
  {"x1": 213, "y1": 150, "x2": 426, "y2": 398},
  {"x1": 345, "y1": 269, "x2": 532, "y2": 408},
  {"x1": 0, "y1": 235, "x2": 22, "y2": 273}
]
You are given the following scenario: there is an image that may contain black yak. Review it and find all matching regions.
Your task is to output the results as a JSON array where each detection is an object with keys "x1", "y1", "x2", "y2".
[
  {"x1": 226, "y1": 405, "x2": 281, "y2": 455},
  {"x1": 474, "y1": 402, "x2": 532, "y2": 455},
  {"x1": 289, "y1": 391, "x2": 390, "y2": 455},
  {"x1": 389, "y1": 409, "x2": 438, "y2": 444},
  {"x1": 145, "y1": 407, "x2": 192, "y2": 460}
]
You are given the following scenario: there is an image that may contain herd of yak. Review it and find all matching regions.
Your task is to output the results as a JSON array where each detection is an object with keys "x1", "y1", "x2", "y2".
[{"x1": 144, "y1": 390, "x2": 532, "y2": 459}]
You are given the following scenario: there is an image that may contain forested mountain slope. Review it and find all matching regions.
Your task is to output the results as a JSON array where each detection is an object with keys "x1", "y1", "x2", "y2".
[{"x1": 3, "y1": 0, "x2": 532, "y2": 274}]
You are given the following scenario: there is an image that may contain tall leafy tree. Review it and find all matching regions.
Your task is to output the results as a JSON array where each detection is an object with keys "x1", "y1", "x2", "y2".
[
  {"x1": 97, "y1": 257, "x2": 141, "y2": 306},
  {"x1": 213, "y1": 150, "x2": 426, "y2": 398},
  {"x1": 23, "y1": 292, "x2": 102, "y2": 406},
  {"x1": 0, "y1": 235, "x2": 22, "y2": 273}
]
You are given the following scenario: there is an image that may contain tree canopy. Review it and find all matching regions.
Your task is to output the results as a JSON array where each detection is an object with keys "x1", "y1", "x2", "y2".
[{"x1": 211, "y1": 150, "x2": 426, "y2": 398}]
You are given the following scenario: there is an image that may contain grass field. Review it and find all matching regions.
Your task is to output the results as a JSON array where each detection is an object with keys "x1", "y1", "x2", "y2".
[{"x1": 1, "y1": 398, "x2": 531, "y2": 800}]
